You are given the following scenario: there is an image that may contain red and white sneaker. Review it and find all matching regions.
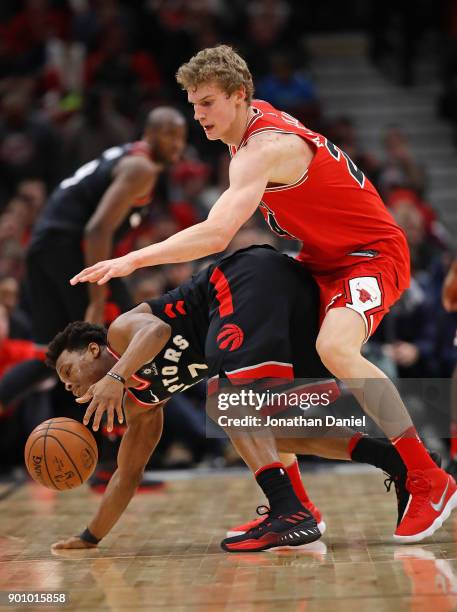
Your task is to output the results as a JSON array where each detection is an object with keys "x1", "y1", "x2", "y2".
[
  {"x1": 227, "y1": 502, "x2": 326, "y2": 539},
  {"x1": 393, "y1": 468, "x2": 457, "y2": 543}
]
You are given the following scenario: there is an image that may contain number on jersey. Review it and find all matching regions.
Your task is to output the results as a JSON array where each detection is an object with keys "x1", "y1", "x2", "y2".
[
  {"x1": 259, "y1": 202, "x2": 297, "y2": 239},
  {"x1": 59, "y1": 146, "x2": 124, "y2": 190},
  {"x1": 325, "y1": 139, "x2": 365, "y2": 188}
]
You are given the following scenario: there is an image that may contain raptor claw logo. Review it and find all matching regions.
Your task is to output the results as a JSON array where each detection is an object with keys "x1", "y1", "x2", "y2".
[{"x1": 217, "y1": 324, "x2": 244, "y2": 351}]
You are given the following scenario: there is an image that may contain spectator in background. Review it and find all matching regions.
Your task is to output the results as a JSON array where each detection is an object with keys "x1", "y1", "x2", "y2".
[
  {"x1": 128, "y1": 270, "x2": 166, "y2": 305},
  {"x1": 392, "y1": 198, "x2": 443, "y2": 276},
  {"x1": 16, "y1": 178, "x2": 46, "y2": 219},
  {"x1": 0, "y1": 88, "x2": 62, "y2": 207},
  {"x1": 377, "y1": 280, "x2": 438, "y2": 378},
  {"x1": 1, "y1": 0, "x2": 69, "y2": 79},
  {"x1": 326, "y1": 116, "x2": 381, "y2": 184},
  {"x1": 84, "y1": 20, "x2": 162, "y2": 117},
  {"x1": 62, "y1": 88, "x2": 133, "y2": 176},
  {"x1": 387, "y1": 188, "x2": 451, "y2": 250},
  {"x1": 0, "y1": 274, "x2": 31, "y2": 339},
  {"x1": 242, "y1": 0, "x2": 292, "y2": 76},
  {"x1": 0, "y1": 304, "x2": 44, "y2": 380},
  {"x1": 256, "y1": 50, "x2": 320, "y2": 128},
  {"x1": 377, "y1": 126, "x2": 426, "y2": 199}
]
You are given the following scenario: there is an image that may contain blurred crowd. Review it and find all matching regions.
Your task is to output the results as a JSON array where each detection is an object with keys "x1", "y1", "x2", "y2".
[{"x1": 0, "y1": 0, "x2": 456, "y2": 473}]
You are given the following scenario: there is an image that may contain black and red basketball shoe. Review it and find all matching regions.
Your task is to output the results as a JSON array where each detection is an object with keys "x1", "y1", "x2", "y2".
[{"x1": 221, "y1": 509, "x2": 321, "y2": 553}]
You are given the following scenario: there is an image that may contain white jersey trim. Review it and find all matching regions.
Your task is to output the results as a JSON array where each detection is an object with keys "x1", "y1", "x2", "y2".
[{"x1": 225, "y1": 360, "x2": 293, "y2": 376}]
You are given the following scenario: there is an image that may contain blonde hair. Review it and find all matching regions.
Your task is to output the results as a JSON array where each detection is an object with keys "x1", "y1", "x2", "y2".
[{"x1": 176, "y1": 45, "x2": 254, "y2": 104}]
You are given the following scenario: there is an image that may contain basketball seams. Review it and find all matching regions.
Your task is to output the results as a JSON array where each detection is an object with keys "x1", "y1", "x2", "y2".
[
  {"x1": 43, "y1": 421, "x2": 58, "y2": 490},
  {"x1": 46, "y1": 435, "x2": 84, "y2": 487},
  {"x1": 44, "y1": 427, "x2": 97, "y2": 459},
  {"x1": 25, "y1": 436, "x2": 56, "y2": 489}
]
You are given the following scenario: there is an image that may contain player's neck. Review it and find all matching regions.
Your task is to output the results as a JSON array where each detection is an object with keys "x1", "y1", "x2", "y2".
[{"x1": 222, "y1": 105, "x2": 253, "y2": 146}]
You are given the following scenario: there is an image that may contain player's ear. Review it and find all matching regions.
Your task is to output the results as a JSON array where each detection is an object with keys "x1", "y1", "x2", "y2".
[
  {"x1": 87, "y1": 342, "x2": 101, "y2": 359},
  {"x1": 233, "y1": 85, "x2": 247, "y2": 105}
]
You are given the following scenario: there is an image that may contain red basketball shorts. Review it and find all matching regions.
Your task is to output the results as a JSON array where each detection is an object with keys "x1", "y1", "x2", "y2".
[{"x1": 314, "y1": 256, "x2": 410, "y2": 342}]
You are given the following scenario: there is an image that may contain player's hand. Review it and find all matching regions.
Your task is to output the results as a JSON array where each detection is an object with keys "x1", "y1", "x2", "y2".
[
  {"x1": 77, "y1": 376, "x2": 124, "y2": 432},
  {"x1": 84, "y1": 301, "x2": 106, "y2": 325},
  {"x1": 392, "y1": 341, "x2": 419, "y2": 367},
  {"x1": 70, "y1": 253, "x2": 138, "y2": 286},
  {"x1": 52, "y1": 536, "x2": 97, "y2": 550}
]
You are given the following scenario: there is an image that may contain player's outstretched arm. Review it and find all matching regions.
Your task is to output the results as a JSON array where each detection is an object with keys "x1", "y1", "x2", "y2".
[
  {"x1": 443, "y1": 258, "x2": 457, "y2": 312},
  {"x1": 52, "y1": 400, "x2": 164, "y2": 550},
  {"x1": 79, "y1": 304, "x2": 171, "y2": 432},
  {"x1": 70, "y1": 145, "x2": 271, "y2": 285}
]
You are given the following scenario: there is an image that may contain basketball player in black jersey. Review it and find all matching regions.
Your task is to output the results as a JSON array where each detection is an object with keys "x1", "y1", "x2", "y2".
[
  {"x1": 0, "y1": 107, "x2": 186, "y2": 405},
  {"x1": 46, "y1": 246, "x2": 437, "y2": 552}
]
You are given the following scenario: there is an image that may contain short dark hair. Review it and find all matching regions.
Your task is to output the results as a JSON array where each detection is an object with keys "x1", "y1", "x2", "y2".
[{"x1": 46, "y1": 322, "x2": 107, "y2": 368}]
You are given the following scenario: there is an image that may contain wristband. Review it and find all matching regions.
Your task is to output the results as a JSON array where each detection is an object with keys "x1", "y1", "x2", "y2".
[
  {"x1": 107, "y1": 371, "x2": 126, "y2": 385},
  {"x1": 79, "y1": 527, "x2": 100, "y2": 544}
]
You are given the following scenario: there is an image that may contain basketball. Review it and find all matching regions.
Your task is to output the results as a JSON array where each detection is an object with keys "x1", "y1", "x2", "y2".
[{"x1": 24, "y1": 418, "x2": 98, "y2": 490}]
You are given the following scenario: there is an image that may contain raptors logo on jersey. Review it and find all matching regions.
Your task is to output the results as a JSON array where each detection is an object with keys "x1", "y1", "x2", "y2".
[
  {"x1": 217, "y1": 324, "x2": 244, "y2": 351},
  {"x1": 228, "y1": 100, "x2": 409, "y2": 292}
]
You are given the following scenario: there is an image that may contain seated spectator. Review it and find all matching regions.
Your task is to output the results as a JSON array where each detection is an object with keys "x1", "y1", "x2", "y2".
[
  {"x1": 373, "y1": 278, "x2": 438, "y2": 378},
  {"x1": 0, "y1": 304, "x2": 45, "y2": 379},
  {"x1": 325, "y1": 116, "x2": 381, "y2": 184},
  {"x1": 0, "y1": 87, "x2": 62, "y2": 204},
  {"x1": 61, "y1": 88, "x2": 133, "y2": 175},
  {"x1": 377, "y1": 126, "x2": 426, "y2": 199},
  {"x1": 16, "y1": 178, "x2": 46, "y2": 221},
  {"x1": 256, "y1": 51, "x2": 320, "y2": 127},
  {"x1": 128, "y1": 270, "x2": 166, "y2": 305},
  {"x1": 0, "y1": 274, "x2": 31, "y2": 339},
  {"x1": 392, "y1": 199, "x2": 443, "y2": 276}
]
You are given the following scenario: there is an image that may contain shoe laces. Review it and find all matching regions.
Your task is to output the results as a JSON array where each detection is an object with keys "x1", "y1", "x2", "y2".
[
  {"x1": 404, "y1": 470, "x2": 432, "y2": 518},
  {"x1": 255, "y1": 505, "x2": 270, "y2": 517},
  {"x1": 384, "y1": 473, "x2": 403, "y2": 509}
]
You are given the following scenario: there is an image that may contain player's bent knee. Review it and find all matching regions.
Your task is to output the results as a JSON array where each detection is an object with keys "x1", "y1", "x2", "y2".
[{"x1": 315, "y1": 335, "x2": 357, "y2": 372}]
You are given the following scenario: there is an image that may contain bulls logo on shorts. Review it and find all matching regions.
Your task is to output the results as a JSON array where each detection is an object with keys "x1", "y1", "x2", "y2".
[{"x1": 217, "y1": 324, "x2": 244, "y2": 351}]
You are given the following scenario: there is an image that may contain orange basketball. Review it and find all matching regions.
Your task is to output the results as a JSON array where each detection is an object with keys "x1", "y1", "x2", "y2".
[{"x1": 24, "y1": 418, "x2": 98, "y2": 490}]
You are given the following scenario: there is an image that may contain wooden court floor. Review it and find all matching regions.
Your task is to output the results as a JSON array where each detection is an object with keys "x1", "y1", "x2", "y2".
[{"x1": 1, "y1": 466, "x2": 457, "y2": 611}]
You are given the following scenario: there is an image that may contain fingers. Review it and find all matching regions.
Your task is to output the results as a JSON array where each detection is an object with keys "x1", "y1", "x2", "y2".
[
  {"x1": 76, "y1": 385, "x2": 94, "y2": 405},
  {"x1": 93, "y1": 402, "x2": 114, "y2": 432},
  {"x1": 70, "y1": 263, "x2": 109, "y2": 285},
  {"x1": 115, "y1": 402, "x2": 124, "y2": 427},
  {"x1": 97, "y1": 271, "x2": 113, "y2": 285},
  {"x1": 83, "y1": 398, "x2": 98, "y2": 427}
]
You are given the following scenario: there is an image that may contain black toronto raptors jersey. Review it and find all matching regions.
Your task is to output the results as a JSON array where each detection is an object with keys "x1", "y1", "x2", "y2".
[
  {"x1": 31, "y1": 142, "x2": 152, "y2": 244},
  {"x1": 117, "y1": 268, "x2": 212, "y2": 406}
]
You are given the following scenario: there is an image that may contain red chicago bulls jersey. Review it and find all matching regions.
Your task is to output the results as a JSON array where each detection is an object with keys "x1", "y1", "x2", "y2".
[{"x1": 229, "y1": 100, "x2": 409, "y2": 290}]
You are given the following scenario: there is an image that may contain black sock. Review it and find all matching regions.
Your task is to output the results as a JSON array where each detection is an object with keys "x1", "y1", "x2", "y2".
[
  {"x1": 255, "y1": 464, "x2": 304, "y2": 515},
  {"x1": 350, "y1": 436, "x2": 405, "y2": 477}
]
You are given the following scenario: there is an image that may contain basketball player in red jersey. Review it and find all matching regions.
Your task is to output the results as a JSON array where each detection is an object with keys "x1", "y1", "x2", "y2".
[{"x1": 71, "y1": 46, "x2": 457, "y2": 543}]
